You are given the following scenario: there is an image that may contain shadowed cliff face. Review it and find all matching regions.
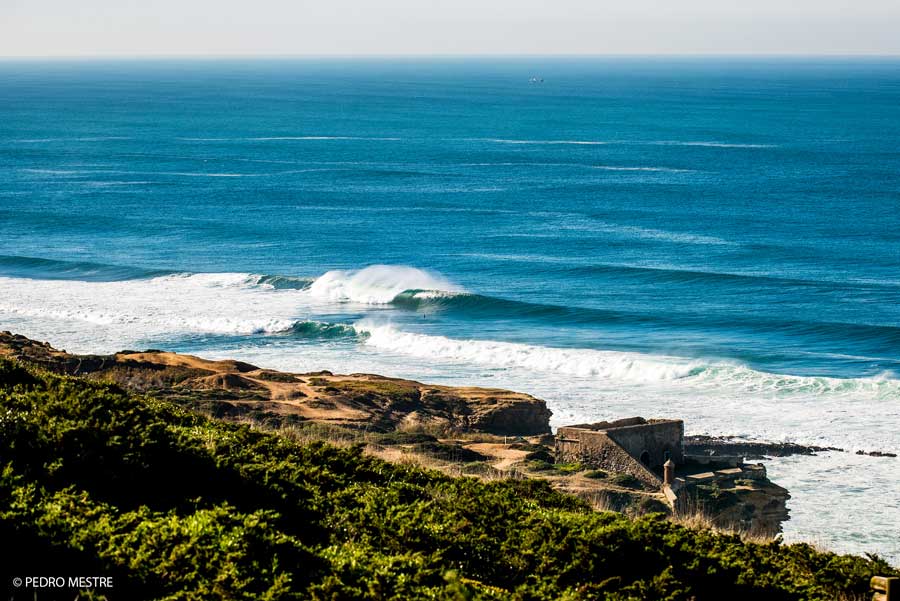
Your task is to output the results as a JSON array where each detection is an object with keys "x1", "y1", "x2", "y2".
[{"x1": 0, "y1": 332, "x2": 551, "y2": 435}]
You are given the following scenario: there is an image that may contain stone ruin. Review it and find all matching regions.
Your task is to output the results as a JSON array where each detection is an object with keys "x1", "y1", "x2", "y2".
[
  {"x1": 555, "y1": 417, "x2": 685, "y2": 489},
  {"x1": 555, "y1": 416, "x2": 767, "y2": 496}
]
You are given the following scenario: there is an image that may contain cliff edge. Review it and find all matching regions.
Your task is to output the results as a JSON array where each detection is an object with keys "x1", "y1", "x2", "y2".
[{"x1": 0, "y1": 332, "x2": 551, "y2": 435}]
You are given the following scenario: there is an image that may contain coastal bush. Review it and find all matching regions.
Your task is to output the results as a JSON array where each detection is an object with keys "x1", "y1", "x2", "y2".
[
  {"x1": 638, "y1": 497, "x2": 671, "y2": 515},
  {"x1": 554, "y1": 462, "x2": 584, "y2": 473},
  {"x1": 377, "y1": 431, "x2": 438, "y2": 445},
  {"x1": 410, "y1": 441, "x2": 488, "y2": 462},
  {"x1": 526, "y1": 459, "x2": 556, "y2": 472},
  {"x1": 0, "y1": 359, "x2": 896, "y2": 600},
  {"x1": 523, "y1": 448, "x2": 554, "y2": 463},
  {"x1": 584, "y1": 469, "x2": 609, "y2": 479},
  {"x1": 610, "y1": 473, "x2": 644, "y2": 489}
]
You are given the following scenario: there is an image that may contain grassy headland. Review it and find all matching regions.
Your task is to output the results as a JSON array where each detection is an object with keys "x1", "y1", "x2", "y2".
[{"x1": 0, "y1": 357, "x2": 895, "y2": 600}]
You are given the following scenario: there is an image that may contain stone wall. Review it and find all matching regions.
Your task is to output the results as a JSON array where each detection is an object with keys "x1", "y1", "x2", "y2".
[
  {"x1": 605, "y1": 420, "x2": 684, "y2": 470},
  {"x1": 556, "y1": 428, "x2": 661, "y2": 489}
]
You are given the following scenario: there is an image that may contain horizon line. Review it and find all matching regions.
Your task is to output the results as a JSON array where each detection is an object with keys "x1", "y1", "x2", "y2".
[{"x1": 2, "y1": 52, "x2": 900, "y2": 61}]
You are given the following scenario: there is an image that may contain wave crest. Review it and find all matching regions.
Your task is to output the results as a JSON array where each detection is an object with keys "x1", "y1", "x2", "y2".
[
  {"x1": 354, "y1": 321, "x2": 900, "y2": 397},
  {"x1": 307, "y1": 265, "x2": 464, "y2": 304},
  {"x1": 288, "y1": 320, "x2": 360, "y2": 340},
  {"x1": 356, "y1": 321, "x2": 701, "y2": 382}
]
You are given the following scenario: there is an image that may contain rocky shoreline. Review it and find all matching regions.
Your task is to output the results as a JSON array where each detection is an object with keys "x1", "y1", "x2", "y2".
[
  {"x1": 0, "y1": 331, "x2": 797, "y2": 536},
  {"x1": 685, "y1": 434, "x2": 897, "y2": 459}
]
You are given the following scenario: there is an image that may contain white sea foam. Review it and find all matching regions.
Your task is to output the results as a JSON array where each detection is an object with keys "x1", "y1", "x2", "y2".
[
  {"x1": 177, "y1": 136, "x2": 401, "y2": 142},
  {"x1": 477, "y1": 138, "x2": 772, "y2": 149},
  {"x1": 21, "y1": 167, "x2": 329, "y2": 179},
  {"x1": 357, "y1": 321, "x2": 700, "y2": 380},
  {"x1": 593, "y1": 166, "x2": 694, "y2": 173},
  {"x1": 488, "y1": 139, "x2": 609, "y2": 145},
  {"x1": 557, "y1": 220, "x2": 735, "y2": 246},
  {"x1": 248, "y1": 136, "x2": 402, "y2": 141},
  {"x1": 649, "y1": 141, "x2": 776, "y2": 148},
  {"x1": 355, "y1": 321, "x2": 900, "y2": 397},
  {"x1": 0, "y1": 272, "x2": 303, "y2": 345},
  {"x1": 0, "y1": 266, "x2": 465, "y2": 345},
  {"x1": 10, "y1": 137, "x2": 131, "y2": 143},
  {"x1": 307, "y1": 265, "x2": 464, "y2": 304}
]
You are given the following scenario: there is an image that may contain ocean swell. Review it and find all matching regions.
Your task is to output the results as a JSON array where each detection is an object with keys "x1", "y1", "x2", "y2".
[
  {"x1": 0, "y1": 254, "x2": 171, "y2": 282},
  {"x1": 307, "y1": 265, "x2": 464, "y2": 304}
]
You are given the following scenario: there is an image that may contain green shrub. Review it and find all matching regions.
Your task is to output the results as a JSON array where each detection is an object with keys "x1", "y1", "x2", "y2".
[
  {"x1": 526, "y1": 460, "x2": 556, "y2": 472},
  {"x1": 410, "y1": 441, "x2": 487, "y2": 462},
  {"x1": 523, "y1": 449, "x2": 554, "y2": 463},
  {"x1": 638, "y1": 497, "x2": 671, "y2": 515},
  {"x1": 377, "y1": 431, "x2": 438, "y2": 445},
  {"x1": 609, "y1": 473, "x2": 644, "y2": 490},
  {"x1": 554, "y1": 462, "x2": 584, "y2": 473},
  {"x1": 584, "y1": 469, "x2": 608, "y2": 479}
]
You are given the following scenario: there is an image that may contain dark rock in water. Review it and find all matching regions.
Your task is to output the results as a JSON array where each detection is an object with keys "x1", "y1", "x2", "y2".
[
  {"x1": 855, "y1": 449, "x2": 898, "y2": 458},
  {"x1": 685, "y1": 435, "x2": 843, "y2": 459}
]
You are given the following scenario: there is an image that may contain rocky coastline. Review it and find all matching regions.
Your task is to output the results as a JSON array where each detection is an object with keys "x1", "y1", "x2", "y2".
[
  {"x1": 685, "y1": 434, "x2": 897, "y2": 459},
  {"x1": 0, "y1": 331, "x2": 795, "y2": 536}
]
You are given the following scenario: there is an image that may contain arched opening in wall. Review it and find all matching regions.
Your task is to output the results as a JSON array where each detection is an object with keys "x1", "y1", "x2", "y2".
[{"x1": 639, "y1": 451, "x2": 651, "y2": 467}]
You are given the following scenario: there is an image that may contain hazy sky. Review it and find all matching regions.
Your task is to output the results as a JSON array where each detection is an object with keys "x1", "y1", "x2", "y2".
[{"x1": 2, "y1": 0, "x2": 899, "y2": 57}]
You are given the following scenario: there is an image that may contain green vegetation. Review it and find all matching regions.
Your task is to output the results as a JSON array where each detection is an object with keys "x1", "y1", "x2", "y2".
[
  {"x1": 584, "y1": 469, "x2": 609, "y2": 480},
  {"x1": 311, "y1": 378, "x2": 421, "y2": 406},
  {"x1": 525, "y1": 459, "x2": 557, "y2": 472},
  {"x1": 638, "y1": 497, "x2": 671, "y2": 515},
  {"x1": 553, "y1": 462, "x2": 584, "y2": 474},
  {"x1": 408, "y1": 441, "x2": 488, "y2": 463},
  {"x1": 523, "y1": 448, "x2": 554, "y2": 463},
  {"x1": 1, "y1": 359, "x2": 896, "y2": 600},
  {"x1": 610, "y1": 473, "x2": 644, "y2": 490},
  {"x1": 376, "y1": 431, "x2": 439, "y2": 445}
]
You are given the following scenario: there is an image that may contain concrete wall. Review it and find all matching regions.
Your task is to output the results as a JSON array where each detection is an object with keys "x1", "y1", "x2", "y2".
[{"x1": 604, "y1": 420, "x2": 684, "y2": 470}]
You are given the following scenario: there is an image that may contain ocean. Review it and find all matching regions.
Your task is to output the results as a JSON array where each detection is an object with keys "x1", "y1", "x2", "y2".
[{"x1": 0, "y1": 57, "x2": 898, "y2": 561}]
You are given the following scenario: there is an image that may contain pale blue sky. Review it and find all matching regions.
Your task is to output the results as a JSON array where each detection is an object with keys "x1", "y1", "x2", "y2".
[{"x1": 2, "y1": 0, "x2": 899, "y2": 57}]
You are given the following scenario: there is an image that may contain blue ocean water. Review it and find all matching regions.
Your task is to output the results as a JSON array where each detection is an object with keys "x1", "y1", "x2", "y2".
[{"x1": 1, "y1": 58, "x2": 898, "y2": 559}]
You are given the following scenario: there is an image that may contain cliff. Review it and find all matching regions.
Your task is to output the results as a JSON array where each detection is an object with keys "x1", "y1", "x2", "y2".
[
  {"x1": 673, "y1": 467, "x2": 792, "y2": 537},
  {"x1": 0, "y1": 331, "x2": 551, "y2": 435}
]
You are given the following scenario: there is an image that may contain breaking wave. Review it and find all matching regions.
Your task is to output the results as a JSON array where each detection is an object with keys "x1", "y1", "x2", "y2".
[
  {"x1": 287, "y1": 320, "x2": 360, "y2": 340},
  {"x1": 253, "y1": 274, "x2": 314, "y2": 290},
  {"x1": 355, "y1": 321, "x2": 900, "y2": 397},
  {"x1": 307, "y1": 265, "x2": 465, "y2": 304}
]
